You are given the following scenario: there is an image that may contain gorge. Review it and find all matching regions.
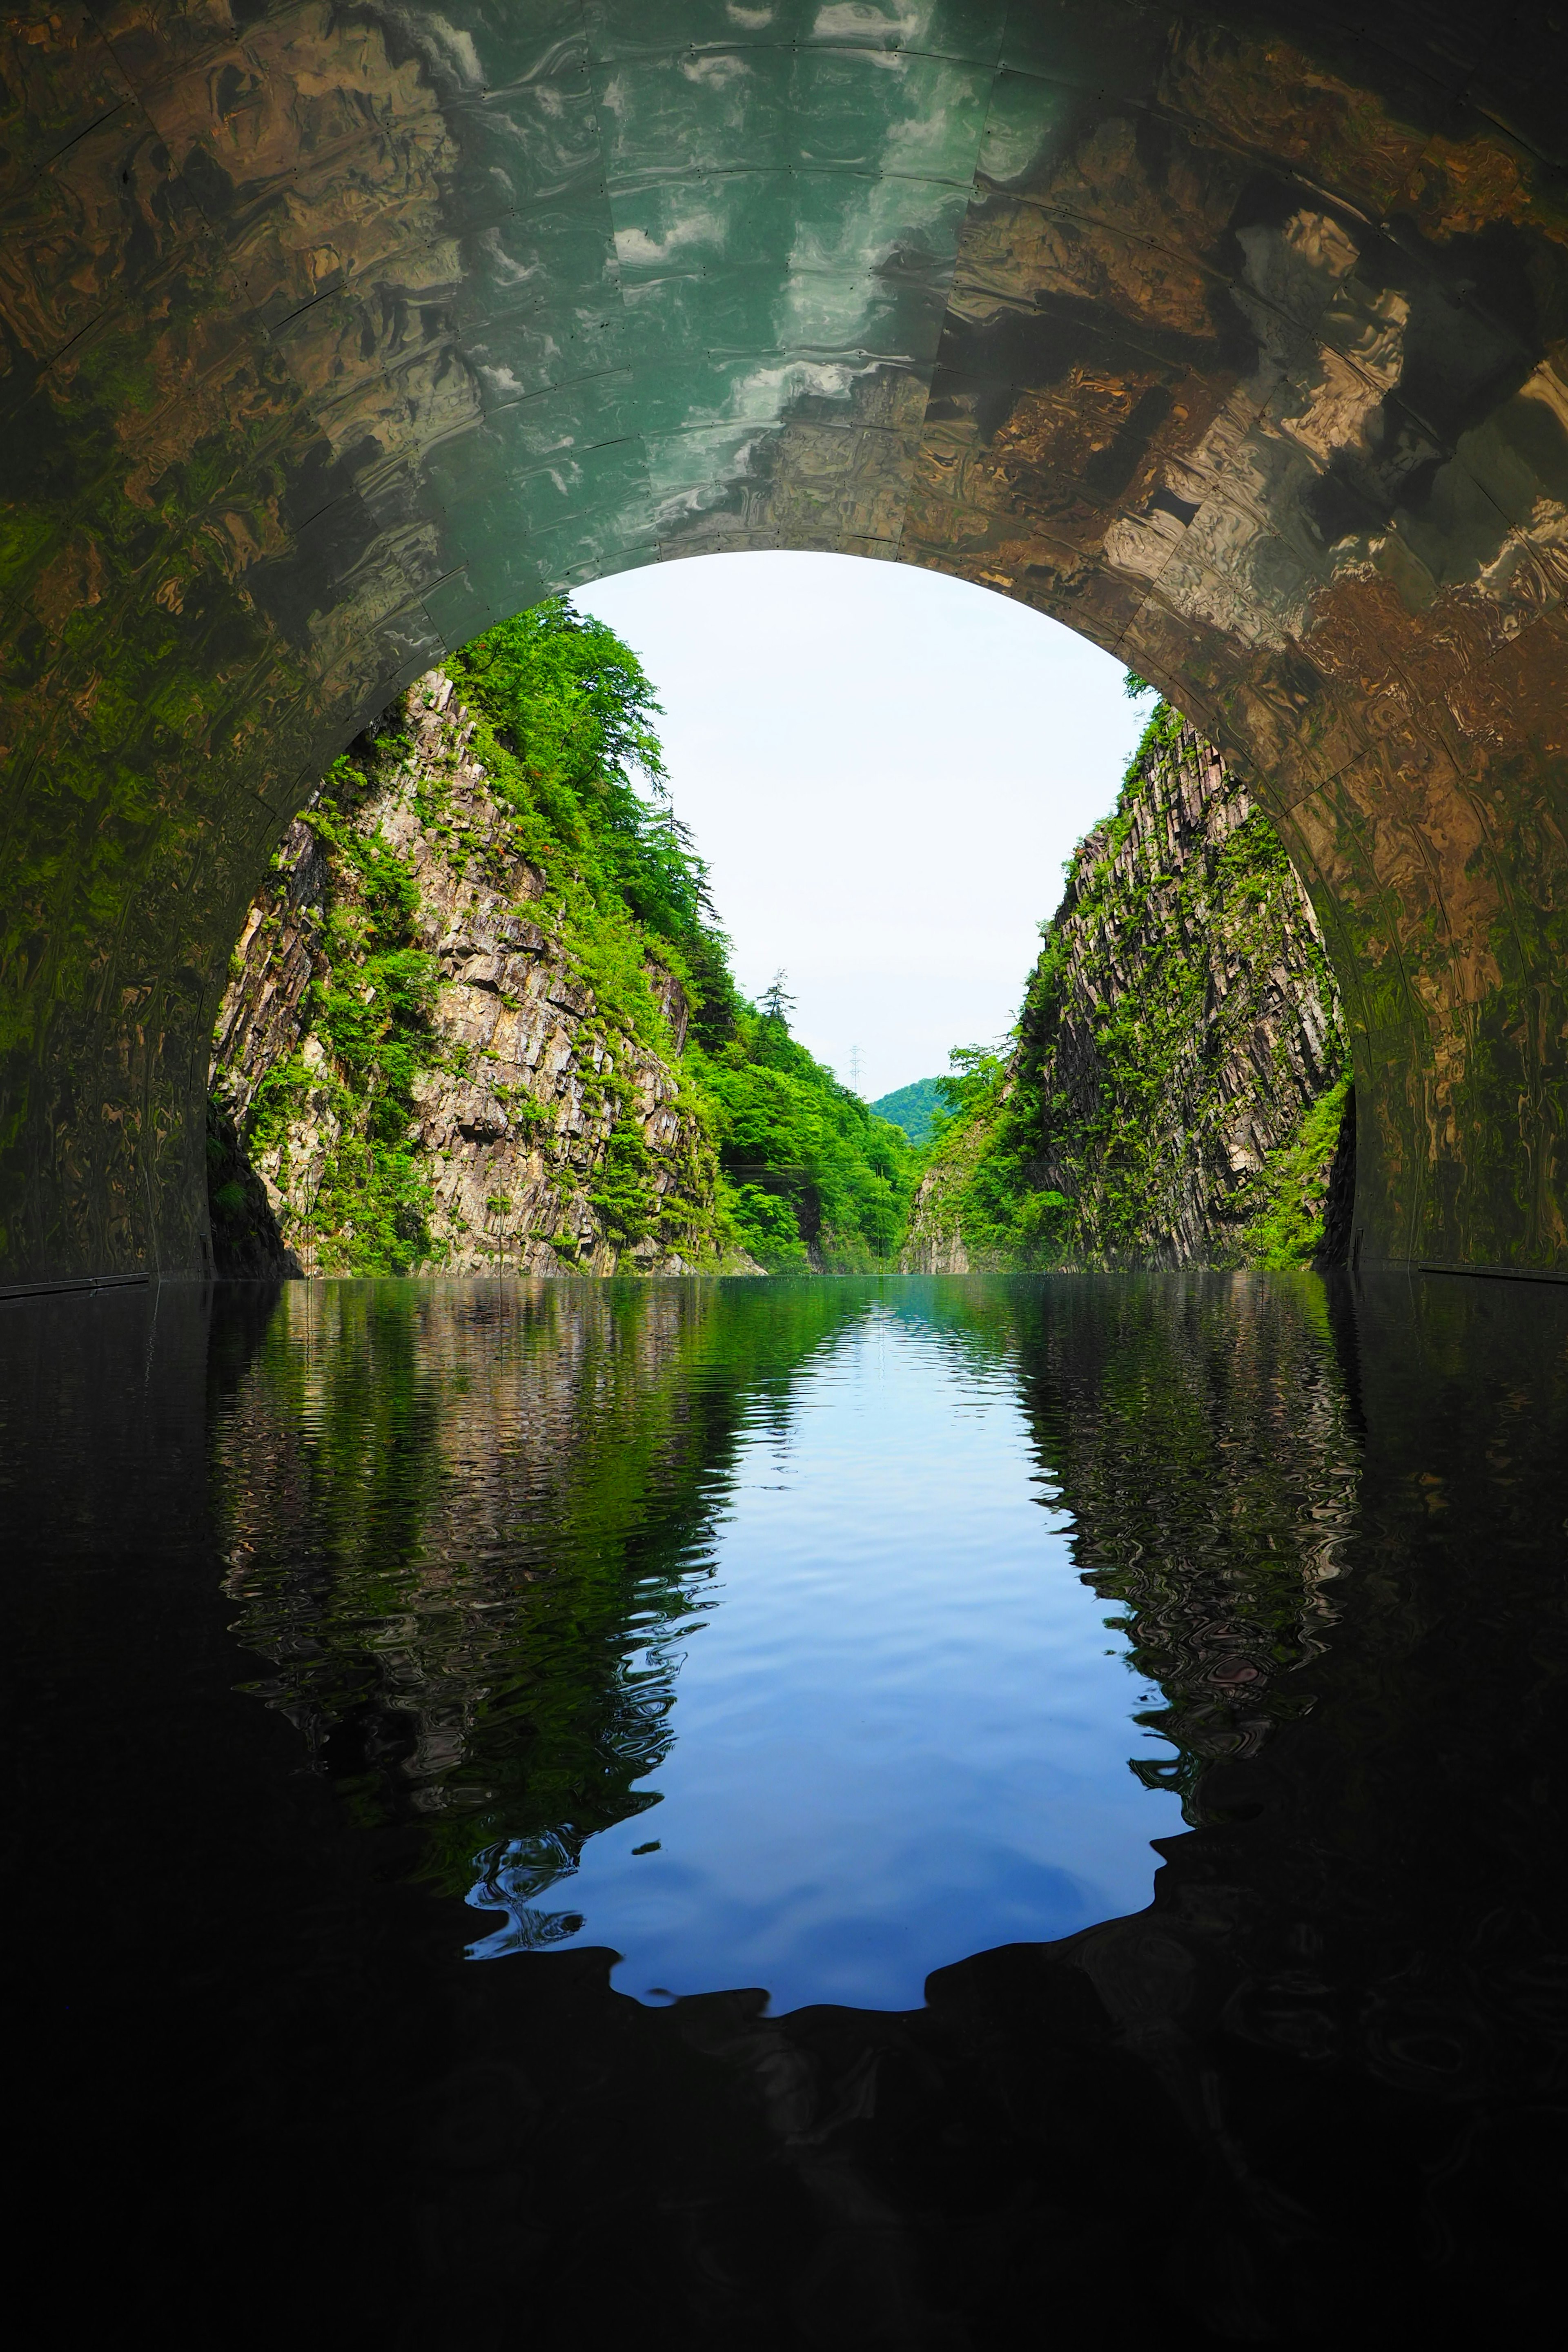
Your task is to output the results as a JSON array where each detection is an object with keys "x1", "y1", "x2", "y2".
[
  {"x1": 208, "y1": 597, "x2": 1352, "y2": 1280},
  {"x1": 208, "y1": 598, "x2": 915, "y2": 1278},
  {"x1": 10, "y1": 10, "x2": 1568, "y2": 2337},
  {"x1": 7, "y1": 2, "x2": 1568, "y2": 1284}
]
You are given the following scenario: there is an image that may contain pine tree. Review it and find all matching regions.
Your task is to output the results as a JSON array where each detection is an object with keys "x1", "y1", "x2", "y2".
[{"x1": 759, "y1": 970, "x2": 796, "y2": 1028}]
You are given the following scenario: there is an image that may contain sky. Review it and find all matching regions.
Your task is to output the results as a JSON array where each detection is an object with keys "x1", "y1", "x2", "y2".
[{"x1": 576, "y1": 551, "x2": 1152, "y2": 1105}]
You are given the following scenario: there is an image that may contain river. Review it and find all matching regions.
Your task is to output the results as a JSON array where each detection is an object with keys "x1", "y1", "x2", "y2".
[{"x1": 6, "y1": 1272, "x2": 1561, "y2": 2342}]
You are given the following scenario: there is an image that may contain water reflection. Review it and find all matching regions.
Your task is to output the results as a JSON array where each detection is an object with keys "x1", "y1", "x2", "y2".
[
  {"x1": 214, "y1": 1280, "x2": 864, "y2": 1912},
  {"x1": 999, "y1": 1274, "x2": 1361, "y2": 1805},
  {"x1": 8, "y1": 1269, "x2": 1564, "y2": 2342},
  {"x1": 469, "y1": 1303, "x2": 1185, "y2": 2005},
  {"x1": 205, "y1": 1274, "x2": 1363, "y2": 2006}
]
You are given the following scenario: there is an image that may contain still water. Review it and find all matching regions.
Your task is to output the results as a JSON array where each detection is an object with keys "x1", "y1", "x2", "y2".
[
  {"x1": 468, "y1": 1310, "x2": 1185, "y2": 2003},
  {"x1": 6, "y1": 1272, "x2": 1562, "y2": 2344}
]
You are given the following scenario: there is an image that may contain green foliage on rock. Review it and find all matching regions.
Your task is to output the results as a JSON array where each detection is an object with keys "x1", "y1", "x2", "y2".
[
  {"x1": 447, "y1": 603, "x2": 913, "y2": 1271},
  {"x1": 909, "y1": 705, "x2": 1350, "y2": 1272},
  {"x1": 215, "y1": 599, "x2": 915, "y2": 1275},
  {"x1": 1233, "y1": 1073, "x2": 1354, "y2": 1269},
  {"x1": 447, "y1": 599, "x2": 737, "y2": 1042},
  {"x1": 245, "y1": 759, "x2": 442, "y2": 1275}
]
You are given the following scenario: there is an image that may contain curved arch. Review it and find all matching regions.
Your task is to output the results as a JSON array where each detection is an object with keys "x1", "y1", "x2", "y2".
[{"x1": 4, "y1": 1, "x2": 1568, "y2": 1279}]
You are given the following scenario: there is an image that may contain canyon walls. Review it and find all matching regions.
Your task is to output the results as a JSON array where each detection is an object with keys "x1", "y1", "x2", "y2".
[
  {"x1": 4, "y1": 7, "x2": 1568, "y2": 1280},
  {"x1": 905, "y1": 710, "x2": 1350, "y2": 1270},
  {"x1": 210, "y1": 672, "x2": 724, "y2": 1276}
]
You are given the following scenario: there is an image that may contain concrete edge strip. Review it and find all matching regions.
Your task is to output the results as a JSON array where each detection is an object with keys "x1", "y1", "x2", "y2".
[
  {"x1": 0, "y1": 1272, "x2": 152, "y2": 1303},
  {"x1": 1418, "y1": 1261, "x2": 1568, "y2": 1286}
]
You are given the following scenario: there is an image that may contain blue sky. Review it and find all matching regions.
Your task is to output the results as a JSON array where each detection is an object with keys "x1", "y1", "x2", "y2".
[{"x1": 577, "y1": 551, "x2": 1152, "y2": 1103}]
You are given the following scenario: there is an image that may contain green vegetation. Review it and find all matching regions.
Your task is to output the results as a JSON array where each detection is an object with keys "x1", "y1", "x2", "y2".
[
  {"x1": 449, "y1": 605, "x2": 917, "y2": 1271},
  {"x1": 696, "y1": 997, "x2": 914, "y2": 1270},
  {"x1": 243, "y1": 760, "x2": 442, "y2": 1274},
  {"x1": 447, "y1": 599, "x2": 732, "y2": 1032},
  {"x1": 908, "y1": 701, "x2": 1350, "y2": 1271},
  {"x1": 216, "y1": 615, "x2": 1341, "y2": 1281},
  {"x1": 870, "y1": 1075, "x2": 945, "y2": 1148},
  {"x1": 216, "y1": 599, "x2": 916, "y2": 1272},
  {"x1": 1233, "y1": 1072, "x2": 1354, "y2": 1269}
]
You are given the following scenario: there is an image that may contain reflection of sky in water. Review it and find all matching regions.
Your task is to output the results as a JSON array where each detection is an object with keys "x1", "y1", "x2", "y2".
[{"x1": 468, "y1": 1307, "x2": 1183, "y2": 2011}]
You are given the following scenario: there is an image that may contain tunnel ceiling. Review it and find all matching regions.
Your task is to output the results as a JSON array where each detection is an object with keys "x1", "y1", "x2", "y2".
[{"x1": 4, "y1": 2, "x2": 1568, "y2": 1282}]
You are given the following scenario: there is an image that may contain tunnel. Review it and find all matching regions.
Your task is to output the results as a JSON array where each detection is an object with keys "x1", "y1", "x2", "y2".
[{"x1": 4, "y1": 0, "x2": 1567, "y2": 1285}]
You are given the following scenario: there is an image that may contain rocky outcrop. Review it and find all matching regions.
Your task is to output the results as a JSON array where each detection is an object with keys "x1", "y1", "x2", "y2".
[
  {"x1": 904, "y1": 713, "x2": 1350, "y2": 1272},
  {"x1": 205, "y1": 1098, "x2": 301, "y2": 1281},
  {"x1": 210, "y1": 674, "x2": 724, "y2": 1276},
  {"x1": 902, "y1": 1118, "x2": 991, "y2": 1278}
]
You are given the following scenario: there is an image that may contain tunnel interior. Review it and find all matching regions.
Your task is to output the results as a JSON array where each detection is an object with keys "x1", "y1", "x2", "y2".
[{"x1": 4, "y1": 0, "x2": 1568, "y2": 1283}]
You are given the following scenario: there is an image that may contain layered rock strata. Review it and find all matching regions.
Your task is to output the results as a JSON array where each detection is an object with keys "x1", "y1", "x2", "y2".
[
  {"x1": 905, "y1": 716, "x2": 1350, "y2": 1272},
  {"x1": 210, "y1": 674, "x2": 719, "y2": 1276}
]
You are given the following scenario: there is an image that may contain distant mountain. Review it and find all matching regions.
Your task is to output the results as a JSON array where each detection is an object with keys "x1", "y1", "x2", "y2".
[{"x1": 871, "y1": 1076, "x2": 946, "y2": 1149}]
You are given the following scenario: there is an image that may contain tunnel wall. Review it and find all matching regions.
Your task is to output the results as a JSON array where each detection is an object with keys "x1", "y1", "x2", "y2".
[{"x1": 4, "y1": 2, "x2": 1568, "y2": 1281}]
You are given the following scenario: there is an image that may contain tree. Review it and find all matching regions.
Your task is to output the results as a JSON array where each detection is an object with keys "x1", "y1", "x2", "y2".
[
  {"x1": 758, "y1": 970, "x2": 796, "y2": 1028},
  {"x1": 450, "y1": 597, "x2": 724, "y2": 958},
  {"x1": 935, "y1": 1042, "x2": 1007, "y2": 1124}
]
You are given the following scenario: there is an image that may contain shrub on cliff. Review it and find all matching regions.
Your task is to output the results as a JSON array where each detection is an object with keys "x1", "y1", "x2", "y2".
[
  {"x1": 216, "y1": 601, "x2": 917, "y2": 1275},
  {"x1": 449, "y1": 599, "x2": 723, "y2": 976}
]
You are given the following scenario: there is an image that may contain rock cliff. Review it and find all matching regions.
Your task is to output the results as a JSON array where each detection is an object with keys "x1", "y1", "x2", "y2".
[
  {"x1": 209, "y1": 673, "x2": 724, "y2": 1276},
  {"x1": 904, "y1": 709, "x2": 1351, "y2": 1272}
]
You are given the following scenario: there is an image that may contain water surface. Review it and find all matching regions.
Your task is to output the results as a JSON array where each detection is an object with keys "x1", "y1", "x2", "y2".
[
  {"x1": 468, "y1": 1304, "x2": 1185, "y2": 2005},
  {"x1": 6, "y1": 1270, "x2": 1561, "y2": 2346}
]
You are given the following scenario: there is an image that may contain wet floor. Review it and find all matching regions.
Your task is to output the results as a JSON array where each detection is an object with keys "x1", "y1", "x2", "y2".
[{"x1": 6, "y1": 1272, "x2": 1564, "y2": 2343}]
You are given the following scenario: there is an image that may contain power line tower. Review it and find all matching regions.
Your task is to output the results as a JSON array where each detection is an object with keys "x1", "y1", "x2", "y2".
[{"x1": 849, "y1": 1044, "x2": 863, "y2": 1094}]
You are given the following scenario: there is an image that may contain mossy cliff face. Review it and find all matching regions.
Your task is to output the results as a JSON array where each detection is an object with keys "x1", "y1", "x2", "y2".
[
  {"x1": 210, "y1": 674, "x2": 723, "y2": 1277},
  {"x1": 905, "y1": 714, "x2": 1349, "y2": 1272}
]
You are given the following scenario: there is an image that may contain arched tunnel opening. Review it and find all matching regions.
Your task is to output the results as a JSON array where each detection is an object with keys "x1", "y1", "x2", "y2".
[
  {"x1": 4, "y1": 0, "x2": 1568, "y2": 1292},
  {"x1": 13, "y1": 13, "x2": 1568, "y2": 2338},
  {"x1": 200, "y1": 556, "x2": 1358, "y2": 1283}
]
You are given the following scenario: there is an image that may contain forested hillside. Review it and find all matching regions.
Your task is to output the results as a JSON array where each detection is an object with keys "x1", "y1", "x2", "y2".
[
  {"x1": 870, "y1": 1076, "x2": 945, "y2": 1149},
  {"x1": 209, "y1": 601, "x2": 913, "y2": 1277}
]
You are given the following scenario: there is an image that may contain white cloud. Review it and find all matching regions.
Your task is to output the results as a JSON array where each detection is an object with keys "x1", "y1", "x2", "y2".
[
  {"x1": 477, "y1": 362, "x2": 530, "y2": 402},
  {"x1": 613, "y1": 203, "x2": 724, "y2": 270}
]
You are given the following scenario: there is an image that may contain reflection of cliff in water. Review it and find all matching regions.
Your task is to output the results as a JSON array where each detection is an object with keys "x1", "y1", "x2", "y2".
[
  {"x1": 13, "y1": 1272, "x2": 1568, "y2": 2341},
  {"x1": 885, "y1": 1274, "x2": 1361, "y2": 1811},
  {"x1": 1020, "y1": 1274, "x2": 1359, "y2": 1811},
  {"x1": 212, "y1": 1279, "x2": 865, "y2": 1901},
  {"x1": 213, "y1": 1272, "x2": 1364, "y2": 1927},
  {"x1": 444, "y1": 1274, "x2": 1561, "y2": 2349}
]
